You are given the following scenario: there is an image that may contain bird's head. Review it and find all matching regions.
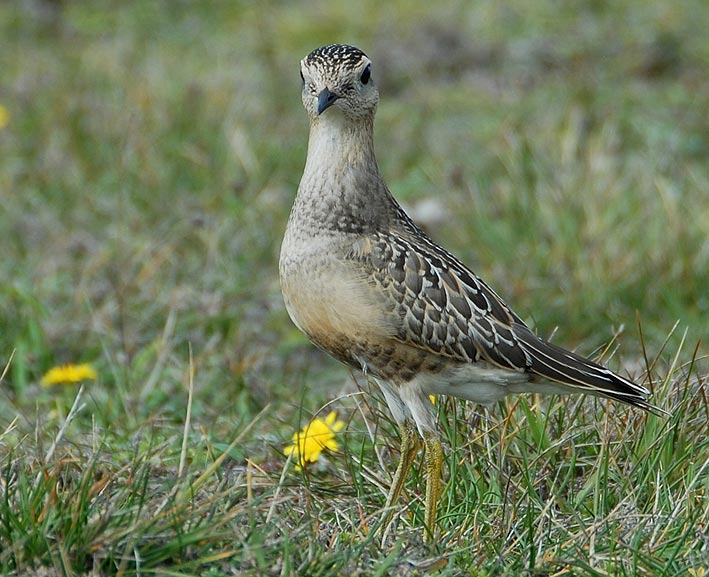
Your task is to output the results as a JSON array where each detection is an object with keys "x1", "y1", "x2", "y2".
[{"x1": 300, "y1": 44, "x2": 379, "y2": 121}]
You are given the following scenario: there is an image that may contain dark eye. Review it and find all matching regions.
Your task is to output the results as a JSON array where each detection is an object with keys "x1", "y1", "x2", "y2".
[{"x1": 360, "y1": 64, "x2": 371, "y2": 85}]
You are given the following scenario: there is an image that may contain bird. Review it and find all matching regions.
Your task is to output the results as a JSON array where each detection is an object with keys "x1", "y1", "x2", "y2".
[{"x1": 279, "y1": 43, "x2": 661, "y2": 542}]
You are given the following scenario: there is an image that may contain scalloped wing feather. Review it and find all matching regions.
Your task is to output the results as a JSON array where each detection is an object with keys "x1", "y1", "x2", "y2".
[{"x1": 351, "y1": 228, "x2": 659, "y2": 412}]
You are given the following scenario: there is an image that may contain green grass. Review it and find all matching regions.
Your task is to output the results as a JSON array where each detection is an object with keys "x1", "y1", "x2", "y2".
[{"x1": 1, "y1": 1, "x2": 708, "y2": 575}]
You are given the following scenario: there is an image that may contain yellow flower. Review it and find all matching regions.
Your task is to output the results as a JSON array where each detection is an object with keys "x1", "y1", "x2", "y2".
[
  {"x1": 429, "y1": 395, "x2": 437, "y2": 405},
  {"x1": 41, "y1": 363, "x2": 97, "y2": 387},
  {"x1": 284, "y1": 411, "x2": 345, "y2": 470},
  {"x1": 0, "y1": 104, "x2": 8, "y2": 129}
]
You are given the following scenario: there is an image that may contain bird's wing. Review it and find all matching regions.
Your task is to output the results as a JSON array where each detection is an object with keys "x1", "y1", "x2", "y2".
[
  {"x1": 348, "y1": 229, "x2": 656, "y2": 411},
  {"x1": 351, "y1": 230, "x2": 529, "y2": 368}
]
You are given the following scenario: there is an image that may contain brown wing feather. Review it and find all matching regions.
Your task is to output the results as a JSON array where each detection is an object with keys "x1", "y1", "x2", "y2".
[
  {"x1": 511, "y1": 322, "x2": 662, "y2": 412},
  {"x1": 359, "y1": 230, "x2": 528, "y2": 369},
  {"x1": 351, "y1": 226, "x2": 660, "y2": 413}
]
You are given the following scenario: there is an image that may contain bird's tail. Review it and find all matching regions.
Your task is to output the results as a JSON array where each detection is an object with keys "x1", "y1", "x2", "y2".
[{"x1": 513, "y1": 324, "x2": 667, "y2": 416}]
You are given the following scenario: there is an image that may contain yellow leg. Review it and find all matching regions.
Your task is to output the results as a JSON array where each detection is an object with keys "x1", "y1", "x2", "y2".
[
  {"x1": 423, "y1": 430, "x2": 443, "y2": 542},
  {"x1": 380, "y1": 420, "x2": 420, "y2": 539}
]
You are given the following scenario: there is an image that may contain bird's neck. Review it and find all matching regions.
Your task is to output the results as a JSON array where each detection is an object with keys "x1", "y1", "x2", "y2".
[
  {"x1": 293, "y1": 114, "x2": 395, "y2": 234},
  {"x1": 305, "y1": 114, "x2": 377, "y2": 173}
]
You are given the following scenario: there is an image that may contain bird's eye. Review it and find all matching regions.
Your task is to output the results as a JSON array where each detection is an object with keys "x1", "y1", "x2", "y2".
[{"x1": 360, "y1": 64, "x2": 371, "y2": 85}]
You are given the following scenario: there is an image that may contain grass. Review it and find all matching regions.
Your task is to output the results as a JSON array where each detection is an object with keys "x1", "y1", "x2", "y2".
[{"x1": 1, "y1": 0, "x2": 707, "y2": 575}]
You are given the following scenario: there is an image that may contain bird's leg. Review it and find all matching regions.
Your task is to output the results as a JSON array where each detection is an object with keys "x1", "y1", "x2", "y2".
[
  {"x1": 380, "y1": 419, "x2": 420, "y2": 536},
  {"x1": 422, "y1": 429, "x2": 443, "y2": 542}
]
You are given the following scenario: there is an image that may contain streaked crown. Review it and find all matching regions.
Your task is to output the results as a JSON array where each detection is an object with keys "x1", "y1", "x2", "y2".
[{"x1": 304, "y1": 44, "x2": 368, "y2": 70}]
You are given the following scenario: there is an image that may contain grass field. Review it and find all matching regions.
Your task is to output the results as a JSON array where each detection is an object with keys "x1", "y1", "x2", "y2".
[{"x1": 1, "y1": 1, "x2": 707, "y2": 575}]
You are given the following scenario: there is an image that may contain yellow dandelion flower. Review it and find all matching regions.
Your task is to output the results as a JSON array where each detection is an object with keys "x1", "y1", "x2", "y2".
[
  {"x1": 41, "y1": 363, "x2": 97, "y2": 387},
  {"x1": 0, "y1": 104, "x2": 8, "y2": 130},
  {"x1": 284, "y1": 411, "x2": 345, "y2": 470},
  {"x1": 429, "y1": 395, "x2": 437, "y2": 405}
]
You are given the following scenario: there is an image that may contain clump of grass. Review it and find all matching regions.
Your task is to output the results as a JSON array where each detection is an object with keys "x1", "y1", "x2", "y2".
[
  {"x1": 0, "y1": 384, "x2": 273, "y2": 575},
  {"x1": 264, "y1": 330, "x2": 707, "y2": 576}
]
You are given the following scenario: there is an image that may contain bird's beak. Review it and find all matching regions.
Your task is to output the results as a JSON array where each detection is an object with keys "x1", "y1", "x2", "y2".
[{"x1": 317, "y1": 88, "x2": 340, "y2": 115}]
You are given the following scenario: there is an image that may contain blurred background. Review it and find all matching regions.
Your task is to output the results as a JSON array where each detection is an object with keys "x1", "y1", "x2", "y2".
[{"x1": 0, "y1": 0, "x2": 707, "y2": 435}]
